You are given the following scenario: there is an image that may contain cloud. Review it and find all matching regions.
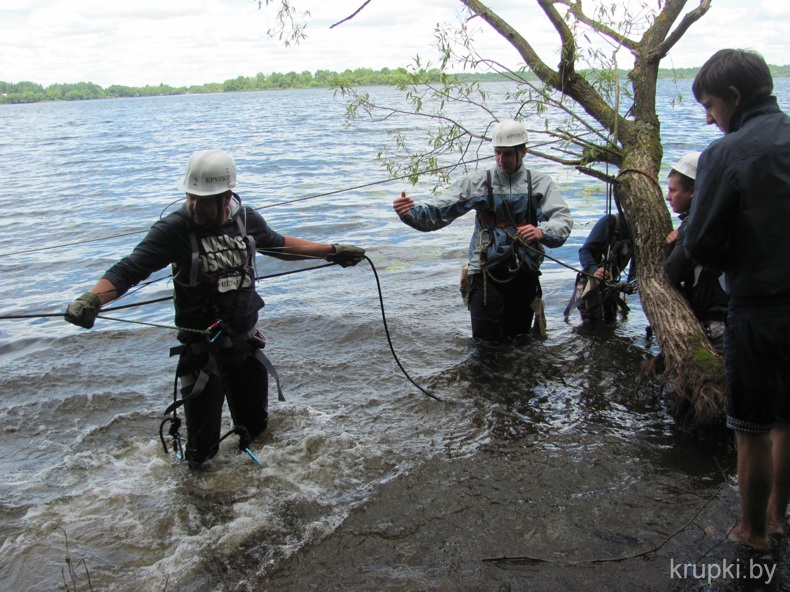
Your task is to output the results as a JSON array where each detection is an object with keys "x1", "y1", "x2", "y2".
[
  {"x1": 666, "y1": 0, "x2": 790, "y2": 67},
  {"x1": 760, "y1": 0, "x2": 790, "y2": 18},
  {"x1": 1, "y1": 0, "x2": 789, "y2": 88}
]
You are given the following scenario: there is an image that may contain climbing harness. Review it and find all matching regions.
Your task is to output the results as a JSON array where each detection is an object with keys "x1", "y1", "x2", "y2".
[
  {"x1": 477, "y1": 169, "x2": 534, "y2": 285},
  {"x1": 563, "y1": 179, "x2": 636, "y2": 323},
  {"x1": 160, "y1": 321, "x2": 285, "y2": 464},
  {"x1": 472, "y1": 168, "x2": 546, "y2": 336},
  {"x1": 166, "y1": 328, "x2": 285, "y2": 414},
  {"x1": 158, "y1": 200, "x2": 290, "y2": 463}
]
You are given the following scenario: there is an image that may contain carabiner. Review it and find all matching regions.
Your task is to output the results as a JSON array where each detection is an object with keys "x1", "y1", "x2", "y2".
[{"x1": 208, "y1": 320, "x2": 223, "y2": 343}]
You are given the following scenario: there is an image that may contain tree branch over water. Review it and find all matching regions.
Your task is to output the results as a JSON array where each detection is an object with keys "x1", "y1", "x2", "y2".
[
  {"x1": 330, "y1": 0, "x2": 375, "y2": 29},
  {"x1": 255, "y1": 0, "x2": 737, "y2": 433}
]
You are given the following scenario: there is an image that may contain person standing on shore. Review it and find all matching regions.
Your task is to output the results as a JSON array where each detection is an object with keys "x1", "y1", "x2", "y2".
[{"x1": 685, "y1": 49, "x2": 790, "y2": 550}]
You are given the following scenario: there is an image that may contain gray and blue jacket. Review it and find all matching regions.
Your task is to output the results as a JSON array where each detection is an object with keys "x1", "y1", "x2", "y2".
[{"x1": 399, "y1": 164, "x2": 573, "y2": 273}]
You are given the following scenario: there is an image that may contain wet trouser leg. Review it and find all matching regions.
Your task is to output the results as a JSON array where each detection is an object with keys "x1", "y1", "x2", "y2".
[
  {"x1": 177, "y1": 343, "x2": 269, "y2": 464},
  {"x1": 223, "y1": 349, "x2": 269, "y2": 442},
  {"x1": 468, "y1": 270, "x2": 539, "y2": 340},
  {"x1": 180, "y1": 357, "x2": 225, "y2": 464}
]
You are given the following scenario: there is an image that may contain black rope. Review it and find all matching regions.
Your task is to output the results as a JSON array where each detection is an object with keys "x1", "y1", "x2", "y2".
[
  {"x1": 1, "y1": 255, "x2": 443, "y2": 404},
  {"x1": 0, "y1": 263, "x2": 336, "y2": 321},
  {"x1": 362, "y1": 255, "x2": 443, "y2": 403},
  {"x1": 102, "y1": 296, "x2": 173, "y2": 313}
]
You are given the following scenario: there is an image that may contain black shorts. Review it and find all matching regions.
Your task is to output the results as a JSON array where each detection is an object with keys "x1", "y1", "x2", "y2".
[{"x1": 725, "y1": 304, "x2": 790, "y2": 433}]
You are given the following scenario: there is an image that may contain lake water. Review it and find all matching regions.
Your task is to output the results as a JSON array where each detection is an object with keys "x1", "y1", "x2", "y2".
[{"x1": 1, "y1": 79, "x2": 788, "y2": 591}]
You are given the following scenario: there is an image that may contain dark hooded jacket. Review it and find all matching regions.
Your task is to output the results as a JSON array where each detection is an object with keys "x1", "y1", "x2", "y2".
[
  {"x1": 685, "y1": 96, "x2": 790, "y2": 307},
  {"x1": 103, "y1": 193, "x2": 284, "y2": 338}
]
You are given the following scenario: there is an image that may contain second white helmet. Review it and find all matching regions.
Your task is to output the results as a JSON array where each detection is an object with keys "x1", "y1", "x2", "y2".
[
  {"x1": 177, "y1": 149, "x2": 237, "y2": 196},
  {"x1": 492, "y1": 119, "x2": 528, "y2": 148},
  {"x1": 671, "y1": 151, "x2": 701, "y2": 180}
]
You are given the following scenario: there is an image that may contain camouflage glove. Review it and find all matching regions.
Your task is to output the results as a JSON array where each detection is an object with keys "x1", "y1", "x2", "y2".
[
  {"x1": 65, "y1": 291, "x2": 102, "y2": 329},
  {"x1": 325, "y1": 244, "x2": 366, "y2": 268}
]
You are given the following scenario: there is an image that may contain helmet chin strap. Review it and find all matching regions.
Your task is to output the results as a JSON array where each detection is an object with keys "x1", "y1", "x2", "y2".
[
  {"x1": 220, "y1": 191, "x2": 233, "y2": 224},
  {"x1": 208, "y1": 191, "x2": 233, "y2": 227}
]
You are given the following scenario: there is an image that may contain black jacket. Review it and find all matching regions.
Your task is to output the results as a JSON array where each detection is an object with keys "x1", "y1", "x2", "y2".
[
  {"x1": 685, "y1": 96, "x2": 790, "y2": 306},
  {"x1": 666, "y1": 214, "x2": 728, "y2": 320},
  {"x1": 103, "y1": 194, "x2": 284, "y2": 337}
]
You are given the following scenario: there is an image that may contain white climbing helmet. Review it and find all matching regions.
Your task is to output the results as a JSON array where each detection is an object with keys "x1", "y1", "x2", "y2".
[
  {"x1": 177, "y1": 149, "x2": 237, "y2": 196},
  {"x1": 491, "y1": 119, "x2": 528, "y2": 148},
  {"x1": 671, "y1": 151, "x2": 701, "y2": 180}
]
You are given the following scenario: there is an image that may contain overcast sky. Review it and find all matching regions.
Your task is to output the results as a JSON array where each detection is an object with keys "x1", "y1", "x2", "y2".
[{"x1": 2, "y1": 0, "x2": 789, "y2": 88}]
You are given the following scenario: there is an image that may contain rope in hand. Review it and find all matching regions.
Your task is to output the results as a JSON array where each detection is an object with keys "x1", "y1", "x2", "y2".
[
  {"x1": 507, "y1": 229, "x2": 635, "y2": 292},
  {"x1": 0, "y1": 264, "x2": 337, "y2": 322},
  {"x1": 0, "y1": 255, "x2": 443, "y2": 403}
]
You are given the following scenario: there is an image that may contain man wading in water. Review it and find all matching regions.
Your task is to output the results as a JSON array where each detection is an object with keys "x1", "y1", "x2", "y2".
[
  {"x1": 393, "y1": 120, "x2": 573, "y2": 341},
  {"x1": 65, "y1": 149, "x2": 365, "y2": 467}
]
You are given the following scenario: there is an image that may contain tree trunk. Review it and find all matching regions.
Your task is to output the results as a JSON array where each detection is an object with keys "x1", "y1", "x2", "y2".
[
  {"x1": 616, "y1": 151, "x2": 726, "y2": 433},
  {"x1": 608, "y1": 59, "x2": 725, "y2": 434},
  {"x1": 331, "y1": 0, "x2": 728, "y2": 434}
]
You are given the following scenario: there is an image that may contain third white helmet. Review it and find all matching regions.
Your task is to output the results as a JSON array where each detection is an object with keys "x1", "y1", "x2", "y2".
[
  {"x1": 492, "y1": 120, "x2": 528, "y2": 148},
  {"x1": 671, "y1": 151, "x2": 701, "y2": 180}
]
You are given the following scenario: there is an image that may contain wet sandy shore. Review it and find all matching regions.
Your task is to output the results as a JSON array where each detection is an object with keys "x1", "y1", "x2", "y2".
[{"x1": 258, "y1": 441, "x2": 789, "y2": 591}]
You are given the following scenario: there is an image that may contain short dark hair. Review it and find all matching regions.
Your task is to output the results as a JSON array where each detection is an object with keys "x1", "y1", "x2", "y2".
[
  {"x1": 668, "y1": 169, "x2": 695, "y2": 193},
  {"x1": 692, "y1": 49, "x2": 773, "y2": 106}
]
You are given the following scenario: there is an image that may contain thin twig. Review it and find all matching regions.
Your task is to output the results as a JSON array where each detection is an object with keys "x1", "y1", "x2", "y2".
[
  {"x1": 330, "y1": 0, "x2": 373, "y2": 29},
  {"x1": 482, "y1": 480, "x2": 729, "y2": 565}
]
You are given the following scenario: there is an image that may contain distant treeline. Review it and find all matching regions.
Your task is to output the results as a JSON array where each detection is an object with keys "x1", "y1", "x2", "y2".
[{"x1": 3, "y1": 65, "x2": 790, "y2": 105}]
